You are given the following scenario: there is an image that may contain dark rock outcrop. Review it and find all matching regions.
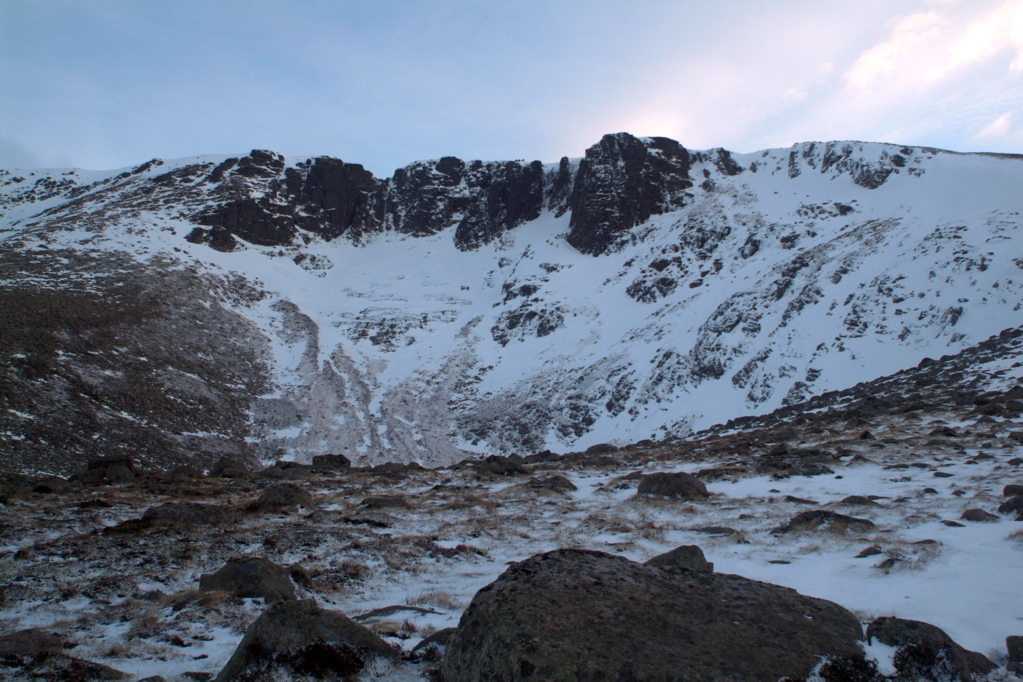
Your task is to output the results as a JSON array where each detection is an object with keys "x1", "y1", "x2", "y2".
[
  {"x1": 215, "y1": 599, "x2": 397, "y2": 681},
  {"x1": 441, "y1": 548, "x2": 863, "y2": 681},
  {"x1": 866, "y1": 616, "x2": 995, "y2": 682},
  {"x1": 567, "y1": 133, "x2": 693, "y2": 255},
  {"x1": 199, "y1": 557, "x2": 297, "y2": 603}
]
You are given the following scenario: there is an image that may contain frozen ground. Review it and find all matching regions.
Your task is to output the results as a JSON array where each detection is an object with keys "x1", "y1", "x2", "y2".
[{"x1": 2, "y1": 357, "x2": 1022, "y2": 679}]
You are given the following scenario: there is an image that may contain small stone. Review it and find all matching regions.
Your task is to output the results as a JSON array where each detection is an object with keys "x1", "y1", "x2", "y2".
[
  {"x1": 856, "y1": 545, "x2": 884, "y2": 558},
  {"x1": 933, "y1": 471, "x2": 954, "y2": 478},
  {"x1": 942, "y1": 520, "x2": 965, "y2": 527}
]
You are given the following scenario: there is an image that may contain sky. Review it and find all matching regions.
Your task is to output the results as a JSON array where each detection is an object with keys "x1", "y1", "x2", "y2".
[{"x1": 1, "y1": 0, "x2": 1022, "y2": 177}]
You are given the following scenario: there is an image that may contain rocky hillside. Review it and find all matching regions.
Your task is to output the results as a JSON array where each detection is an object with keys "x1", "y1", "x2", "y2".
[{"x1": 2, "y1": 133, "x2": 1022, "y2": 473}]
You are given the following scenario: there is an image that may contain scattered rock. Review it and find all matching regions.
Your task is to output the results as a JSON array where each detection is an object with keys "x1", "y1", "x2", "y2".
[
  {"x1": 636, "y1": 471, "x2": 709, "y2": 499},
  {"x1": 140, "y1": 502, "x2": 235, "y2": 528},
  {"x1": 441, "y1": 549, "x2": 862, "y2": 681},
  {"x1": 474, "y1": 455, "x2": 527, "y2": 476},
  {"x1": 31, "y1": 475, "x2": 70, "y2": 494},
  {"x1": 836, "y1": 495, "x2": 880, "y2": 507},
  {"x1": 644, "y1": 545, "x2": 713, "y2": 572},
  {"x1": 260, "y1": 460, "x2": 314, "y2": 480},
  {"x1": 523, "y1": 475, "x2": 577, "y2": 493},
  {"x1": 942, "y1": 520, "x2": 966, "y2": 527},
  {"x1": 866, "y1": 616, "x2": 995, "y2": 682},
  {"x1": 960, "y1": 508, "x2": 999, "y2": 522},
  {"x1": 772, "y1": 510, "x2": 876, "y2": 535},
  {"x1": 199, "y1": 557, "x2": 297, "y2": 603},
  {"x1": 412, "y1": 627, "x2": 457, "y2": 655},
  {"x1": 690, "y1": 525, "x2": 736, "y2": 536},
  {"x1": 855, "y1": 545, "x2": 884, "y2": 558},
  {"x1": 215, "y1": 599, "x2": 398, "y2": 681},
  {"x1": 249, "y1": 483, "x2": 314, "y2": 512},
  {"x1": 784, "y1": 494, "x2": 819, "y2": 504},
  {"x1": 584, "y1": 443, "x2": 618, "y2": 454},
  {"x1": 0, "y1": 628, "x2": 64, "y2": 657},
  {"x1": 311, "y1": 454, "x2": 352, "y2": 471},
  {"x1": 1004, "y1": 484, "x2": 1023, "y2": 497},
  {"x1": 75, "y1": 455, "x2": 142, "y2": 485},
  {"x1": 209, "y1": 453, "x2": 262, "y2": 478},
  {"x1": 933, "y1": 471, "x2": 954, "y2": 478},
  {"x1": 343, "y1": 512, "x2": 398, "y2": 528},
  {"x1": 0, "y1": 629, "x2": 129, "y2": 680},
  {"x1": 998, "y1": 495, "x2": 1023, "y2": 519},
  {"x1": 354, "y1": 605, "x2": 442, "y2": 621},
  {"x1": 1007, "y1": 635, "x2": 1023, "y2": 674},
  {"x1": 875, "y1": 557, "x2": 901, "y2": 572},
  {"x1": 360, "y1": 495, "x2": 411, "y2": 509}
]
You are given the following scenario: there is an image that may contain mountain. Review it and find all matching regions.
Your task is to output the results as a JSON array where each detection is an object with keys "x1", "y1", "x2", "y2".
[{"x1": 2, "y1": 133, "x2": 1022, "y2": 475}]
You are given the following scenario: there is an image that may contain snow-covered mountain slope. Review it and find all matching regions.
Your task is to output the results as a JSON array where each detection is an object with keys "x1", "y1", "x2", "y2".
[{"x1": 2, "y1": 134, "x2": 1022, "y2": 474}]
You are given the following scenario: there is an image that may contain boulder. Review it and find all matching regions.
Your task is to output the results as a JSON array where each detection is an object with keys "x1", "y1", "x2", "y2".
[
  {"x1": 441, "y1": 549, "x2": 862, "y2": 681},
  {"x1": 209, "y1": 453, "x2": 262, "y2": 478},
  {"x1": 772, "y1": 510, "x2": 876, "y2": 535},
  {"x1": 1007, "y1": 635, "x2": 1023, "y2": 674},
  {"x1": 1004, "y1": 484, "x2": 1023, "y2": 497},
  {"x1": 31, "y1": 475, "x2": 70, "y2": 494},
  {"x1": 998, "y1": 495, "x2": 1023, "y2": 519},
  {"x1": 836, "y1": 495, "x2": 880, "y2": 507},
  {"x1": 524, "y1": 475, "x2": 577, "y2": 493},
  {"x1": 0, "y1": 628, "x2": 64, "y2": 657},
  {"x1": 360, "y1": 495, "x2": 411, "y2": 509},
  {"x1": 636, "y1": 471, "x2": 709, "y2": 499},
  {"x1": 960, "y1": 508, "x2": 999, "y2": 522},
  {"x1": 644, "y1": 545, "x2": 713, "y2": 572},
  {"x1": 199, "y1": 557, "x2": 297, "y2": 603},
  {"x1": 215, "y1": 599, "x2": 397, "y2": 681},
  {"x1": 0, "y1": 629, "x2": 129, "y2": 679},
  {"x1": 249, "y1": 483, "x2": 314, "y2": 512},
  {"x1": 866, "y1": 616, "x2": 995, "y2": 682},
  {"x1": 141, "y1": 502, "x2": 235, "y2": 528},
  {"x1": 76, "y1": 455, "x2": 141, "y2": 484},
  {"x1": 311, "y1": 453, "x2": 352, "y2": 471}
]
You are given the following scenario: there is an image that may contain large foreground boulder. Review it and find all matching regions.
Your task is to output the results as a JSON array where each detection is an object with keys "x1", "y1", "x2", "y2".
[
  {"x1": 215, "y1": 599, "x2": 397, "y2": 681},
  {"x1": 441, "y1": 548, "x2": 863, "y2": 681}
]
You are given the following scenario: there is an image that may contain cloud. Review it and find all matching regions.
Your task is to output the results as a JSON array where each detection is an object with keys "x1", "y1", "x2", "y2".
[
  {"x1": 0, "y1": 138, "x2": 43, "y2": 169},
  {"x1": 976, "y1": 112, "x2": 1014, "y2": 138},
  {"x1": 846, "y1": 11, "x2": 948, "y2": 91},
  {"x1": 846, "y1": 1, "x2": 1023, "y2": 93}
]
